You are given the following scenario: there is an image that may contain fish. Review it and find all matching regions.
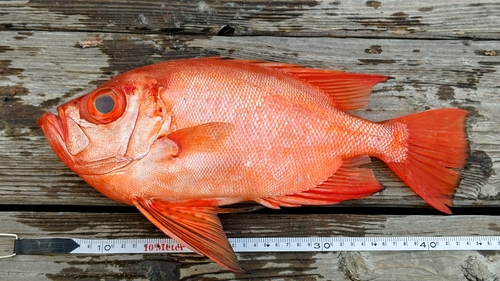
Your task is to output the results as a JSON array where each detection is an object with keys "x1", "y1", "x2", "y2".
[{"x1": 38, "y1": 57, "x2": 468, "y2": 272}]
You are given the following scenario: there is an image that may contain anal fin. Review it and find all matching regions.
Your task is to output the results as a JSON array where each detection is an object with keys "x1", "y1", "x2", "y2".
[
  {"x1": 256, "y1": 156, "x2": 383, "y2": 208},
  {"x1": 132, "y1": 197, "x2": 245, "y2": 272}
]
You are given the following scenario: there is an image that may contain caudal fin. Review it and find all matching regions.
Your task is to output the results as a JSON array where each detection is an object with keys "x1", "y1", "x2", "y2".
[{"x1": 383, "y1": 109, "x2": 468, "y2": 214}]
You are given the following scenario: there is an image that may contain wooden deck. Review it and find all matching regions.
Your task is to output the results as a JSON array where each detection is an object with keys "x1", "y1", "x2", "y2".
[{"x1": 0, "y1": 0, "x2": 499, "y2": 280}]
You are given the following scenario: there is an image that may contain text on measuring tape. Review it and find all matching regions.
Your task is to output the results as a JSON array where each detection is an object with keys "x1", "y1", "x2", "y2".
[{"x1": 6, "y1": 236, "x2": 500, "y2": 256}]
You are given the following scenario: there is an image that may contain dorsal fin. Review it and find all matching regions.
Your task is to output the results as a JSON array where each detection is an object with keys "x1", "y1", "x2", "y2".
[{"x1": 243, "y1": 60, "x2": 390, "y2": 111}]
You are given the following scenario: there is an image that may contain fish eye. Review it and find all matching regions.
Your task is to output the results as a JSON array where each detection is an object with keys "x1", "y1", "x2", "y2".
[
  {"x1": 80, "y1": 88, "x2": 126, "y2": 125},
  {"x1": 95, "y1": 94, "x2": 115, "y2": 114}
]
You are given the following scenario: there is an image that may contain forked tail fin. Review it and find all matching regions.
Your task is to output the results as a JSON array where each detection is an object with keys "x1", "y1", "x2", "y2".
[{"x1": 383, "y1": 108, "x2": 468, "y2": 214}]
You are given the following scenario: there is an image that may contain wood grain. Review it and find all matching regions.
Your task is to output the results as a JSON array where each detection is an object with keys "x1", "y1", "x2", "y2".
[
  {"x1": 1, "y1": 0, "x2": 500, "y2": 39},
  {"x1": 1, "y1": 0, "x2": 500, "y2": 279}
]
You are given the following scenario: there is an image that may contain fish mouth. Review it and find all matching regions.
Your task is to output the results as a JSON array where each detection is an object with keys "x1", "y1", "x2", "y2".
[
  {"x1": 37, "y1": 110, "x2": 73, "y2": 166},
  {"x1": 38, "y1": 111, "x2": 66, "y2": 142}
]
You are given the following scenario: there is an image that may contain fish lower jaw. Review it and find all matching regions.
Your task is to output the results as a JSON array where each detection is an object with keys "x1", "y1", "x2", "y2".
[{"x1": 38, "y1": 112, "x2": 65, "y2": 143}]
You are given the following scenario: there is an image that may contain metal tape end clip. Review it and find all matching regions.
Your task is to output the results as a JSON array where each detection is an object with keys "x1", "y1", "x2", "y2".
[{"x1": 0, "y1": 233, "x2": 18, "y2": 259}]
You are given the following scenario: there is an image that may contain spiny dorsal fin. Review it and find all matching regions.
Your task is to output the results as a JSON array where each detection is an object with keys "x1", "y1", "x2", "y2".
[{"x1": 243, "y1": 60, "x2": 390, "y2": 111}]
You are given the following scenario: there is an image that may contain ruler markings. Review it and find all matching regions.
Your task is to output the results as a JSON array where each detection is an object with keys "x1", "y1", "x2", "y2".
[
  {"x1": 64, "y1": 236, "x2": 500, "y2": 255},
  {"x1": 7, "y1": 236, "x2": 500, "y2": 257}
]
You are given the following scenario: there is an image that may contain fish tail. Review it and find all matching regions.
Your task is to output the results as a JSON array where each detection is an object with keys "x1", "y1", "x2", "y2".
[{"x1": 382, "y1": 108, "x2": 468, "y2": 214}]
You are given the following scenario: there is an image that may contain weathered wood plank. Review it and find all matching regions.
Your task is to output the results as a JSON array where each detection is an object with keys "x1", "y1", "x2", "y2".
[
  {"x1": 3, "y1": 251, "x2": 498, "y2": 281},
  {"x1": 1, "y1": 0, "x2": 499, "y2": 279},
  {"x1": 1, "y1": 212, "x2": 500, "y2": 280},
  {"x1": 1, "y1": 0, "x2": 500, "y2": 39},
  {"x1": 0, "y1": 31, "x2": 498, "y2": 208}
]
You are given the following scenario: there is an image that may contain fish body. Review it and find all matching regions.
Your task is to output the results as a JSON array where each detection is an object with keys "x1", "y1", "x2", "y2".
[{"x1": 38, "y1": 58, "x2": 468, "y2": 271}]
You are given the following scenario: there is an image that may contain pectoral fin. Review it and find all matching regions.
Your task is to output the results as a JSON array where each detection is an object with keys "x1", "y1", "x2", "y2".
[
  {"x1": 167, "y1": 122, "x2": 234, "y2": 153},
  {"x1": 132, "y1": 197, "x2": 245, "y2": 272}
]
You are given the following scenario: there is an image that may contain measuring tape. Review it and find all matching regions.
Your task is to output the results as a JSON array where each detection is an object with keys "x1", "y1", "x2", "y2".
[{"x1": 3, "y1": 234, "x2": 500, "y2": 257}]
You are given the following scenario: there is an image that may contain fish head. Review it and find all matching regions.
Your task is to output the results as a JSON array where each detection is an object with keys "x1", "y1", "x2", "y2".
[{"x1": 38, "y1": 74, "x2": 173, "y2": 176}]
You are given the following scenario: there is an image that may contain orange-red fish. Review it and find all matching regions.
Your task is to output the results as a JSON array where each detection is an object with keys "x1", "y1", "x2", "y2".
[{"x1": 38, "y1": 57, "x2": 468, "y2": 272}]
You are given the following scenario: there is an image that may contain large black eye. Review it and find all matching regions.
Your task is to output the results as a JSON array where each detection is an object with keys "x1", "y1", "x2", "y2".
[
  {"x1": 81, "y1": 88, "x2": 126, "y2": 125},
  {"x1": 95, "y1": 94, "x2": 115, "y2": 114}
]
